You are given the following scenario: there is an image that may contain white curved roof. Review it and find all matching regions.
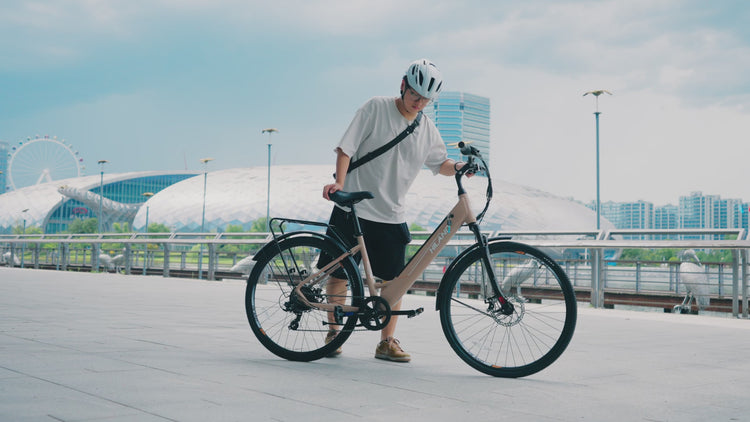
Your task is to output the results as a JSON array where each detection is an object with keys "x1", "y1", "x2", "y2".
[{"x1": 133, "y1": 165, "x2": 608, "y2": 233}]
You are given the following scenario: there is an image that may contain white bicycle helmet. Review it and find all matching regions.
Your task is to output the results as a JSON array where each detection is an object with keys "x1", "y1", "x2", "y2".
[{"x1": 404, "y1": 59, "x2": 443, "y2": 99}]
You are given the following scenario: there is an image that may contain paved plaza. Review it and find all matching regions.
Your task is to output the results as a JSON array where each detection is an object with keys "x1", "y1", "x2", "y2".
[{"x1": 1, "y1": 267, "x2": 748, "y2": 421}]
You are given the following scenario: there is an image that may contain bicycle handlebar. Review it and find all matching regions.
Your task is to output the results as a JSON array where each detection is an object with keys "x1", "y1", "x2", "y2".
[{"x1": 455, "y1": 141, "x2": 493, "y2": 223}]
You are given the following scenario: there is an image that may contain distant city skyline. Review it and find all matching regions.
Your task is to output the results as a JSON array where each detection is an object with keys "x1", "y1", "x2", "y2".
[{"x1": 593, "y1": 191, "x2": 749, "y2": 235}]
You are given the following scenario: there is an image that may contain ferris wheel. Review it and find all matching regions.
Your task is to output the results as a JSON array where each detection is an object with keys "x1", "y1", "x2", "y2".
[{"x1": 6, "y1": 135, "x2": 84, "y2": 190}]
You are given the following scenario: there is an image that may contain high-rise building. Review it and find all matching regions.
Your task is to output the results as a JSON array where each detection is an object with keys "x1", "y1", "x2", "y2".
[
  {"x1": 0, "y1": 141, "x2": 8, "y2": 193},
  {"x1": 679, "y1": 191, "x2": 718, "y2": 232},
  {"x1": 654, "y1": 204, "x2": 678, "y2": 230},
  {"x1": 736, "y1": 202, "x2": 750, "y2": 230},
  {"x1": 424, "y1": 92, "x2": 490, "y2": 165},
  {"x1": 600, "y1": 200, "x2": 653, "y2": 239},
  {"x1": 713, "y1": 197, "x2": 745, "y2": 229}
]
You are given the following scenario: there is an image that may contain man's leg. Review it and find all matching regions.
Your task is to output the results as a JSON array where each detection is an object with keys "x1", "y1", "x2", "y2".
[
  {"x1": 325, "y1": 276, "x2": 348, "y2": 356},
  {"x1": 361, "y1": 219, "x2": 411, "y2": 362},
  {"x1": 379, "y1": 286, "x2": 401, "y2": 342},
  {"x1": 326, "y1": 277, "x2": 348, "y2": 329}
]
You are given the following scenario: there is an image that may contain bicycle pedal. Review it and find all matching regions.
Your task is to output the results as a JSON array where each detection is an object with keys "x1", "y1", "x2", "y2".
[
  {"x1": 393, "y1": 307, "x2": 424, "y2": 318},
  {"x1": 333, "y1": 306, "x2": 345, "y2": 325}
]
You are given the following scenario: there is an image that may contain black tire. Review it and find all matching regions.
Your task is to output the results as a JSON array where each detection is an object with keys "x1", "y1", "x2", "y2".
[
  {"x1": 245, "y1": 235, "x2": 364, "y2": 361},
  {"x1": 438, "y1": 241, "x2": 577, "y2": 377}
]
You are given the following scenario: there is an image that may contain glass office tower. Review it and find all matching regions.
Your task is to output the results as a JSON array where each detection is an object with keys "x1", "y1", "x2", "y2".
[{"x1": 424, "y1": 92, "x2": 490, "y2": 165}]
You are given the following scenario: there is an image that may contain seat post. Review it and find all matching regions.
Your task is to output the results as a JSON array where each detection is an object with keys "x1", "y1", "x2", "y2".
[{"x1": 348, "y1": 204, "x2": 365, "y2": 237}]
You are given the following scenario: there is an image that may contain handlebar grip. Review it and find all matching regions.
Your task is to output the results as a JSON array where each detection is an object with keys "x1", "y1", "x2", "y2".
[{"x1": 458, "y1": 141, "x2": 481, "y2": 157}]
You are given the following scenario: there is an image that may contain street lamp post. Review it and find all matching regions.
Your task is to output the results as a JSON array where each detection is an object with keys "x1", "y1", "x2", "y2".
[
  {"x1": 199, "y1": 158, "x2": 213, "y2": 233},
  {"x1": 198, "y1": 158, "x2": 214, "y2": 280},
  {"x1": 583, "y1": 90, "x2": 612, "y2": 230},
  {"x1": 142, "y1": 192, "x2": 154, "y2": 233},
  {"x1": 141, "y1": 192, "x2": 154, "y2": 276},
  {"x1": 21, "y1": 208, "x2": 29, "y2": 268},
  {"x1": 97, "y1": 160, "x2": 108, "y2": 233},
  {"x1": 261, "y1": 128, "x2": 278, "y2": 232}
]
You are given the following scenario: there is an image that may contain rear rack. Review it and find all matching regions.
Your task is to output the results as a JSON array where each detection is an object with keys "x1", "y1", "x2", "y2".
[{"x1": 269, "y1": 217, "x2": 348, "y2": 247}]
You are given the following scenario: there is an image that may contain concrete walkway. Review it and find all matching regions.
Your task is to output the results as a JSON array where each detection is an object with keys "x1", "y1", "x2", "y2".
[{"x1": 1, "y1": 267, "x2": 748, "y2": 421}]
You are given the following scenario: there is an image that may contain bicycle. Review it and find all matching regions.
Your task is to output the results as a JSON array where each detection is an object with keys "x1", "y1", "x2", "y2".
[{"x1": 245, "y1": 142, "x2": 577, "y2": 378}]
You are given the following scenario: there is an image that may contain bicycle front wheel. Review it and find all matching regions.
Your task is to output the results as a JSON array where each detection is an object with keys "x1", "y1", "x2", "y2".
[
  {"x1": 438, "y1": 241, "x2": 577, "y2": 378},
  {"x1": 246, "y1": 235, "x2": 363, "y2": 361}
]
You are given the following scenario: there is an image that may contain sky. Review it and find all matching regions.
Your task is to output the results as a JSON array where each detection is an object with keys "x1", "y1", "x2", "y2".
[{"x1": 1, "y1": 0, "x2": 749, "y2": 206}]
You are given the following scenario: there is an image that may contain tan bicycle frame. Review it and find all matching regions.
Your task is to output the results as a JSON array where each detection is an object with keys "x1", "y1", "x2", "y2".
[{"x1": 292, "y1": 192, "x2": 477, "y2": 312}]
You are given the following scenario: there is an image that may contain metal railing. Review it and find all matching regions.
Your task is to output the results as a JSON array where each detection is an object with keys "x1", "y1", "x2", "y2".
[{"x1": 1, "y1": 228, "x2": 748, "y2": 319}]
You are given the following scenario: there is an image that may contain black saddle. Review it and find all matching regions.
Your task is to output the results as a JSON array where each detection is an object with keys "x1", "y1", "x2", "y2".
[{"x1": 329, "y1": 190, "x2": 374, "y2": 207}]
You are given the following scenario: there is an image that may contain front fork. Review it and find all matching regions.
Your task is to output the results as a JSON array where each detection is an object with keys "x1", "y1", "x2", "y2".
[{"x1": 468, "y1": 223, "x2": 515, "y2": 316}]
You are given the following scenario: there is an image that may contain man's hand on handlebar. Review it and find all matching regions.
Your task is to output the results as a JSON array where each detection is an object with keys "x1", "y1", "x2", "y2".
[{"x1": 455, "y1": 161, "x2": 476, "y2": 178}]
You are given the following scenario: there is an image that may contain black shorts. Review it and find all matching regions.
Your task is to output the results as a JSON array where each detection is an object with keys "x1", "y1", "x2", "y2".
[{"x1": 317, "y1": 206, "x2": 412, "y2": 281}]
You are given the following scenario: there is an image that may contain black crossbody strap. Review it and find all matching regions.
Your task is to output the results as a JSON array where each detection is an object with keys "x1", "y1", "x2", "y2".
[{"x1": 346, "y1": 111, "x2": 422, "y2": 174}]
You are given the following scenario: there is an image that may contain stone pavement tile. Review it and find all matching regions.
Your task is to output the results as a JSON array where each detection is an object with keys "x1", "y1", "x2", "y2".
[{"x1": 0, "y1": 372, "x2": 148, "y2": 422}]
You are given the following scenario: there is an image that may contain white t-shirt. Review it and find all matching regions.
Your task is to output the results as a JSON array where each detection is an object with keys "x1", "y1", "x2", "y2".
[{"x1": 337, "y1": 96, "x2": 448, "y2": 224}]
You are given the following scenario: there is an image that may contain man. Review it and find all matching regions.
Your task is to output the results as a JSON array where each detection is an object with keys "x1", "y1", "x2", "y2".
[{"x1": 321, "y1": 59, "x2": 466, "y2": 362}]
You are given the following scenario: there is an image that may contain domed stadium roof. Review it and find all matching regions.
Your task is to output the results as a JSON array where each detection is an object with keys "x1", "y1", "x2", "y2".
[{"x1": 132, "y1": 165, "x2": 607, "y2": 233}]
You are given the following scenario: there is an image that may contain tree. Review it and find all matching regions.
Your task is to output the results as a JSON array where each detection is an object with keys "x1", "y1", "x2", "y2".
[
  {"x1": 147, "y1": 223, "x2": 170, "y2": 233},
  {"x1": 67, "y1": 218, "x2": 98, "y2": 234},
  {"x1": 222, "y1": 223, "x2": 260, "y2": 253},
  {"x1": 409, "y1": 223, "x2": 426, "y2": 231},
  {"x1": 12, "y1": 224, "x2": 42, "y2": 235},
  {"x1": 25, "y1": 226, "x2": 43, "y2": 235},
  {"x1": 619, "y1": 248, "x2": 672, "y2": 264},
  {"x1": 226, "y1": 224, "x2": 245, "y2": 233},
  {"x1": 250, "y1": 217, "x2": 280, "y2": 233},
  {"x1": 250, "y1": 217, "x2": 268, "y2": 233},
  {"x1": 696, "y1": 249, "x2": 733, "y2": 263}
]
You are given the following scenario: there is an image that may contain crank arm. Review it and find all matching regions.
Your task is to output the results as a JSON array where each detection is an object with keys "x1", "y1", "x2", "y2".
[{"x1": 390, "y1": 307, "x2": 424, "y2": 318}]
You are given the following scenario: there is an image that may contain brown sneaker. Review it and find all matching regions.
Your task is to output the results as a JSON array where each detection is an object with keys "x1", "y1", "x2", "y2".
[
  {"x1": 374, "y1": 337, "x2": 411, "y2": 362},
  {"x1": 325, "y1": 330, "x2": 342, "y2": 357}
]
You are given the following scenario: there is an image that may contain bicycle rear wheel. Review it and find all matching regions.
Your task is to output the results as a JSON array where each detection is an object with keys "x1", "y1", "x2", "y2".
[
  {"x1": 438, "y1": 241, "x2": 577, "y2": 377},
  {"x1": 246, "y1": 235, "x2": 363, "y2": 361}
]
